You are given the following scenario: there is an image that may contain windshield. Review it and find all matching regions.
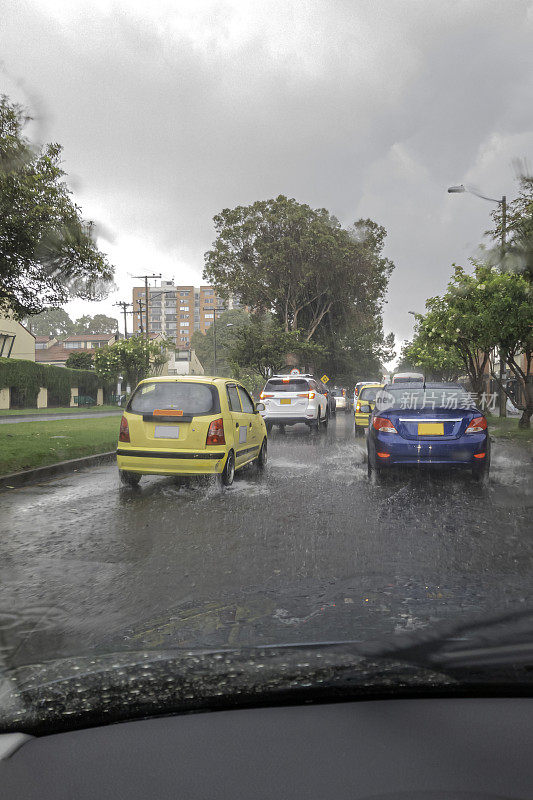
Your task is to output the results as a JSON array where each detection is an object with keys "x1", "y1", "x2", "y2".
[
  {"x1": 1, "y1": 0, "x2": 532, "y2": 737},
  {"x1": 128, "y1": 381, "x2": 219, "y2": 415},
  {"x1": 376, "y1": 387, "x2": 476, "y2": 411},
  {"x1": 264, "y1": 379, "x2": 310, "y2": 393},
  {"x1": 359, "y1": 387, "x2": 381, "y2": 402}
]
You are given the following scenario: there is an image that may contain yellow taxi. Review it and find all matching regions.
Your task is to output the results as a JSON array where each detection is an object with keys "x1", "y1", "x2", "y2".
[
  {"x1": 116, "y1": 376, "x2": 268, "y2": 487},
  {"x1": 354, "y1": 382, "x2": 384, "y2": 436}
]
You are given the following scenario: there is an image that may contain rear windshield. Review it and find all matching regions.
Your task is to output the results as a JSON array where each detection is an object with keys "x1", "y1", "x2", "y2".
[
  {"x1": 376, "y1": 387, "x2": 475, "y2": 411},
  {"x1": 331, "y1": 389, "x2": 344, "y2": 397},
  {"x1": 128, "y1": 382, "x2": 220, "y2": 415},
  {"x1": 359, "y1": 386, "x2": 381, "y2": 401},
  {"x1": 264, "y1": 379, "x2": 310, "y2": 393}
]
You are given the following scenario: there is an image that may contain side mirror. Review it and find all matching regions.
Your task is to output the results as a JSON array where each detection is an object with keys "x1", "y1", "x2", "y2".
[
  {"x1": 255, "y1": 402, "x2": 265, "y2": 412},
  {"x1": 360, "y1": 403, "x2": 371, "y2": 413}
]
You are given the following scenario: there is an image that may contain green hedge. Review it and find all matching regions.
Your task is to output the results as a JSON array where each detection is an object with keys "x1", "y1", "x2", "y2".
[{"x1": 0, "y1": 358, "x2": 103, "y2": 408}]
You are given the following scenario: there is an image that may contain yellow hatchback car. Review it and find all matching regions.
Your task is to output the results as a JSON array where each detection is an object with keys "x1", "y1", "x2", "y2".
[
  {"x1": 354, "y1": 383, "x2": 384, "y2": 436},
  {"x1": 117, "y1": 376, "x2": 268, "y2": 487}
]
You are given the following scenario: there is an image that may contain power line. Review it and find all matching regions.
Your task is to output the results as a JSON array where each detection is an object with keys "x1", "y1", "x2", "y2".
[
  {"x1": 132, "y1": 274, "x2": 162, "y2": 339},
  {"x1": 113, "y1": 301, "x2": 132, "y2": 339}
]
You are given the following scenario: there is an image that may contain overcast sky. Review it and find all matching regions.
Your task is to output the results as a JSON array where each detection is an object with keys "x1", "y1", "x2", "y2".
[{"x1": 2, "y1": 0, "x2": 533, "y2": 352}]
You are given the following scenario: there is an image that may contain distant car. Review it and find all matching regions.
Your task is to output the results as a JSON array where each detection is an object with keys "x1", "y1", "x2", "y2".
[
  {"x1": 354, "y1": 383, "x2": 384, "y2": 435},
  {"x1": 367, "y1": 382, "x2": 490, "y2": 481},
  {"x1": 117, "y1": 376, "x2": 267, "y2": 487},
  {"x1": 259, "y1": 373, "x2": 328, "y2": 433},
  {"x1": 353, "y1": 381, "x2": 382, "y2": 409},
  {"x1": 391, "y1": 372, "x2": 424, "y2": 384},
  {"x1": 330, "y1": 387, "x2": 350, "y2": 413}
]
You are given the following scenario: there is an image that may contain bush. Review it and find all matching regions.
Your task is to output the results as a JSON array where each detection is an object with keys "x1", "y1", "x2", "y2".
[{"x1": 0, "y1": 358, "x2": 103, "y2": 408}]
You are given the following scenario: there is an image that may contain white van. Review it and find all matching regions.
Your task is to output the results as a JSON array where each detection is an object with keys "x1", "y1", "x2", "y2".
[{"x1": 391, "y1": 372, "x2": 424, "y2": 384}]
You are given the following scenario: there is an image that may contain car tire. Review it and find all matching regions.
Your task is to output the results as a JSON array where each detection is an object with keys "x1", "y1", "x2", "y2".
[
  {"x1": 472, "y1": 459, "x2": 490, "y2": 484},
  {"x1": 221, "y1": 450, "x2": 235, "y2": 486},
  {"x1": 257, "y1": 439, "x2": 267, "y2": 470},
  {"x1": 119, "y1": 470, "x2": 141, "y2": 487},
  {"x1": 312, "y1": 412, "x2": 321, "y2": 432},
  {"x1": 322, "y1": 408, "x2": 329, "y2": 430},
  {"x1": 354, "y1": 423, "x2": 363, "y2": 437},
  {"x1": 265, "y1": 421, "x2": 273, "y2": 434}
]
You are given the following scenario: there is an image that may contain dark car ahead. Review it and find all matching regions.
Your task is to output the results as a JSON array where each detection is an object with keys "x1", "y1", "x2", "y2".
[{"x1": 366, "y1": 382, "x2": 490, "y2": 480}]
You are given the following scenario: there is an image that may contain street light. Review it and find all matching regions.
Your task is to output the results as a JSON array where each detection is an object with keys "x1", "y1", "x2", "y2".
[
  {"x1": 447, "y1": 181, "x2": 507, "y2": 416},
  {"x1": 447, "y1": 183, "x2": 506, "y2": 250}
]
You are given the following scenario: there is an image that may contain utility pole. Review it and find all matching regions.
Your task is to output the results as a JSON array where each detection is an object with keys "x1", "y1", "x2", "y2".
[
  {"x1": 137, "y1": 300, "x2": 145, "y2": 335},
  {"x1": 499, "y1": 195, "x2": 507, "y2": 417},
  {"x1": 132, "y1": 273, "x2": 161, "y2": 340},
  {"x1": 114, "y1": 301, "x2": 132, "y2": 340}
]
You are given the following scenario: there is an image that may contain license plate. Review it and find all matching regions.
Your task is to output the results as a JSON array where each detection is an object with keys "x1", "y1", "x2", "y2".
[
  {"x1": 155, "y1": 425, "x2": 180, "y2": 439},
  {"x1": 280, "y1": 398, "x2": 291, "y2": 405},
  {"x1": 418, "y1": 423, "x2": 444, "y2": 435}
]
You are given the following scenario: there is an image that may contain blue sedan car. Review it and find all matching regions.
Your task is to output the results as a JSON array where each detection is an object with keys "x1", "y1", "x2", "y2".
[{"x1": 366, "y1": 382, "x2": 490, "y2": 481}]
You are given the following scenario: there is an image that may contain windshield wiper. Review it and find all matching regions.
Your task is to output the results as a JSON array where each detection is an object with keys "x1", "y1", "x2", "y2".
[{"x1": 362, "y1": 607, "x2": 533, "y2": 669}]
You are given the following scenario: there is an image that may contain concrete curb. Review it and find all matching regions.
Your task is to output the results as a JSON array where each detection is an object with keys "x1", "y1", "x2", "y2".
[{"x1": 0, "y1": 452, "x2": 116, "y2": 491}]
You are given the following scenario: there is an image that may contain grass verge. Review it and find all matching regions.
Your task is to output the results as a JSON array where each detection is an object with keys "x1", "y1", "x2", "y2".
[
  {"x1": 0, "y1": 405, "x2": 121, "y2": 416},
  {"x1": 487, "y1": 414, "x2": 533, "y2": 443},
  {"x1": 0, "y1": 416, "x2": 120, "y2": 475}
]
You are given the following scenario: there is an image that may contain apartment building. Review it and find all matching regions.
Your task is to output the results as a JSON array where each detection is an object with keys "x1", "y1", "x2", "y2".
[{"x1": 132, "y1": 281, "x2": 240, "y2": 347}]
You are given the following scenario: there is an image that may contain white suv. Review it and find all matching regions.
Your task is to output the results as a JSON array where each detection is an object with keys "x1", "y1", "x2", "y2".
[{"x1": 259, "y1": 374, "x2": 328, "y2": 432}]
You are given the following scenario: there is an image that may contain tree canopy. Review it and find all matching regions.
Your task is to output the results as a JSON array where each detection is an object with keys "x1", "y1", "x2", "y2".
[
  {"x1": 93, "y1": 335, "x2": 169, "y2": 390},
  {"x1": 25, "y1": 308, "x2": 119, "y2": 336},
  {"x1": 487, "y1": 171, "x2": 533, "y2": 281},
  {"x1": 204, "y1": 196, "x2": 393, "y2": 342},
  {"x1": 65, "y1": 350, "x2": 94, "y2": 370},
  {"x1": 0, "y1": 95, "x2": 114, "y2": 318},
  {"x1": 410, "y1": 264, "x2": 532, "y2": 425}
]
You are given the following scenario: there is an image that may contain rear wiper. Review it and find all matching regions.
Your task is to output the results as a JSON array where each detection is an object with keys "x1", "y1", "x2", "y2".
[{"x1": 363, "y1": 607, "x2": 533, "y2": 669}]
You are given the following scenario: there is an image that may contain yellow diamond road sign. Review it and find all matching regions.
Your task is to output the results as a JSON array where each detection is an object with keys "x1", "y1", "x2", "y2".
[{"x1": 321, "y1": 374, "x2": 329, "y2": 383}]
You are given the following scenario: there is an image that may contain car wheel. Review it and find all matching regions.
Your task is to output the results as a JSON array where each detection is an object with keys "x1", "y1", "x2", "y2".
[
  {"x1": 221, "y1": 450, "x2": 235, "y2": 486},
  {"x1": 472, "y1": 459, "x2": 490, "y2": 484},
  {"x1": 322, "y1": 408, "x2": 329, "y2": 430},
  {"x1": 257, "y1": 439, "x2": 268, "y2": 470},
  {"x1": 354, "y1": 423, "x2": 362, "y2": 437},
  {"x1": 119, "y1": 470, "x2": 141, "y2": 487},
  {"x1": 313, "y1": 411, "x2": 321, "y2": 432}
]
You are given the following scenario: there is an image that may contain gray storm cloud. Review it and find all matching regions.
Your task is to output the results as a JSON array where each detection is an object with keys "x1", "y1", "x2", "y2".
[{"x1": 1, "y1": 0, "x2": 533, "y2": 340}]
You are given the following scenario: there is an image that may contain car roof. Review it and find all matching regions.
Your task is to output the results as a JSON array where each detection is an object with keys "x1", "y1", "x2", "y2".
[
  {"x1": 382, "y1": 382, "x2": 464, "y2": 390},
  {"x1": 359, "y1": 382, "x2": 384, "y2": 389},
  {"x1": 137, "y1": 376, "x2": 233, "y2": 385}
]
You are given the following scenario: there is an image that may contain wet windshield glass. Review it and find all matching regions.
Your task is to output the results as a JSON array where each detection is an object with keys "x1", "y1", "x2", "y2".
[
  {"x1": 376, "y1": 387, "x2": 476, "y2": 411},
  {"x1": 359, "y1": 387, "x2": 381, "y2": 402},
  {"x1": 264, "y1": 379, "x2": 310, "y2": 393},
  {"x1": 1, "y1": 0, "x2": 532, "y2": 736},
  {"x1": 129, "y1": 382, "x2": 219, "y2": 415}
]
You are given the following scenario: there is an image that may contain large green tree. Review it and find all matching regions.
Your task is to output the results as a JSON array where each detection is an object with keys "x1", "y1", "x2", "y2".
[
  {"x1": 204, "y1": 197, "x2": 393, "y2": 342},
  {"x1": 190, "y1": 308, "x2": 250, "y2": 376},
  {"x1": 401, "y1": 322, "x2": 464, "y2": 382},
  {"x1": 227, "y1": 314, "x2": 324, "y2": 381},
  {"x1": 414, "y1": 264, "x2": 533, "y2": 426},
  {"x1": 25, "y1": 307, "x2": 74, "y2": 337},
  {"x1": 72, "y1": 314, "x2": 118, "y2": 334},
  {"x1": 94, "y1": 336, "x2": 169, "y2": 390},
  {"x1": 0, "y1": 95, "x2": 114, "y2": 318}
]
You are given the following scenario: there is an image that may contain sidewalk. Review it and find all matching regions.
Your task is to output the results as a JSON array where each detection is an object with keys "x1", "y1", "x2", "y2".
[{"x1": 0, "y1": 410, "x2": 122, "y2": 424}]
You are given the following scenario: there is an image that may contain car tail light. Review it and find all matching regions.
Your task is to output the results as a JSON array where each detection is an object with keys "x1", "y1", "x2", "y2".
[
  {"x1": 119, "y1": 416, "x2": 130, "y2": 442},
  {"x1": 474, "y1": 452, "x2": 486, "y2": 459},
  {"x1": 206, "y1": 417, "x2": 225, "y2": 445},
  {"x1": 466, "y1": 416, "x2": 487, "y2": 434},
  {"x1": 377, "y1": 452, "x2": 390, "y2": 458},
  {"x1": 298, "y1": 391, "x2": 315, "y2": 399},
  {"x1": 260, "y1": 392, "x2": 274, "y2": 400},
  {"x1": 373, "y1": 416, "x2": 398, "y2": 434},
  {"x1": 355, "y1": 403, "x2": 361, "y2": 412}
]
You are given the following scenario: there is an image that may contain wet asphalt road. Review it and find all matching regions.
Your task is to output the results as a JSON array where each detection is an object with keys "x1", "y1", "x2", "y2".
[{"x1": 1, "y1": 413, "x2": 532, "y2": 668}]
